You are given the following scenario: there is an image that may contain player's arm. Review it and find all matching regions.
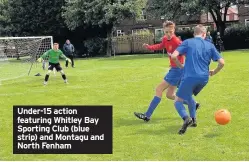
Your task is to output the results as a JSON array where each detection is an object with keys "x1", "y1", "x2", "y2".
[
  {"x1": 37, "y1": 50, "x2": 49, "y2": 62},
  {"x1": 143, "y1": 37, "x2": 165, "y2": 51},
  {"x1": 209, "y1": 45, "x2": 225, "y2": 76},
  {"x1": 210, "y1": 58, "x2": 224, "y2": 76},
  {"x1": 171, "y1": 40, "x2": 188, "y2": 68},
  {"x1": 59, "y1": 51, "x2": 71, "y2": 63},
  {"x1": 59, "y1": 51, "x2": 68, "y2": 60},
  {"x1": 171, "y1": 51, "x2": 183, "y2": 68}
]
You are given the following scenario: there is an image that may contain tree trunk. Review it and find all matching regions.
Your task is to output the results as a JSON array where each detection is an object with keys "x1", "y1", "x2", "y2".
[
  {"x1": 106, "y1": 29, "x2": 112, "y2": 57},
  {"x1": 219, "y1": 22, "x2": 226, "y2": 37},
  {"x1": 209, "y1": 7, "x2": 226, "y2": 37},
  {"x1": 216, "y1": 21, "x2": 226, "y2": 37}
]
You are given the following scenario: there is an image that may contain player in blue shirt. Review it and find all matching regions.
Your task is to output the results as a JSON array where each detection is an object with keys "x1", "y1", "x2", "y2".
[{"x1": 171, "y1": 25, "x2": 225, "y2": 135}]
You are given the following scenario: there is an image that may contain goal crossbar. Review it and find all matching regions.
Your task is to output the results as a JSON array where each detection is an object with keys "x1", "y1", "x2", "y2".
[{"x1": 0, "y1": 36, "x2": 53, "y2": 40}]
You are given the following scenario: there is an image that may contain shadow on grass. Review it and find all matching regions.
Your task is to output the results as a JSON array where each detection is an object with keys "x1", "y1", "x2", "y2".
[
  {"x1": 114, "y1": 117, "x2": 165, "y2": 128},
  {"x1": 129, "y1": 124, "x2": 181, "y2": 136},
  {"x1": 203, "y1": 133, "x2": 221, "y2": 138},
  {"x1": 114, "y1": 116, "x2": 179, "y2": 127}
]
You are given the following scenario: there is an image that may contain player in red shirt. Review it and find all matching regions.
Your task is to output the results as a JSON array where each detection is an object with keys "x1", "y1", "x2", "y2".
[{"x1": 134, "y1": 21, "x2": 200, "y2": 122}]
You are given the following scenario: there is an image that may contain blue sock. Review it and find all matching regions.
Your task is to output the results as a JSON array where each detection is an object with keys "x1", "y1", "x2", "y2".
[
  {"x1": 187, "y1": 96, "x2": 196, "y2": 118},
  {"x1": 145, "y1": 96, "x2": 161, "y2": 118},
  {"x1": 174, "y1": 101, "x2": 188, "y2": 119}
]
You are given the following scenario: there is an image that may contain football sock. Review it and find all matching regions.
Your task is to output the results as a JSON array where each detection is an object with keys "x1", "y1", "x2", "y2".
[
  {"x1": 145, "y1": 96, "x2": 161, "y2": 118},
  {"x1": 174, "y1": 101, "x2": 188, "y2": 119},
  {"x1": 62, "y1": 74, "x2": 66, "y2": 80},
  {"x1": 45, "y1": 74, "x2": 49, "y2": 82},
  {"x1": 188, "y1": 96, "x2": 196, "y2": 118}
]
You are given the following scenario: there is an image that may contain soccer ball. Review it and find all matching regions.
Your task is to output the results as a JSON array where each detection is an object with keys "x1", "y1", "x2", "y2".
[{"x1": 214, "y1": 109, "x2": 231, "y2": 125}]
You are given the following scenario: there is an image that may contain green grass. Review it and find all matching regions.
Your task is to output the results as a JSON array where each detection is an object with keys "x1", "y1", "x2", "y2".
[{"x1": 0, "y1": 51, "x2": 249, "y2": 160}]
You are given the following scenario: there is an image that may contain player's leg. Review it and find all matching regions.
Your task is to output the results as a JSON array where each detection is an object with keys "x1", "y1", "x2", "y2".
[
  {"x1": 166, "y1": 85, "x2": 176, "y2": 100},
  {"x1": 174, "y1": 96, "x2": 193, "y2": 135},
  {"x1": 44, "y1": 63, "x2": 54, "y2": 85},
  {"x1": 44, "y1": 70, "x2": 52, "y2": 85},
  {"x1": 172, "y1": 79, "x2": 201, "y2": 110},
  {"x1": 174, "y1": 78, "x2": 195, "y2": 134},
  {"x1": 134, "y1": 80, "x2": 169, "y2": 121},
  {"x1": 134, "y1": 67, "x2": 182, "y2": 121},
  {"x1": 56, "y1": 63, "x2": 68, "y2": 83},
  {"x1": 188, "y1": 78, "x2": 208, "y2": 127},
  {"x1": 166, "y1": 85, "x2": 188, "y2": 105},
  {"x1": 187, "y1": 96, "x2": 197, "y2": 127},
  {"x1": 165, "y1": 68, "x2": 190, "y2": 105},
  {"x1": 42, "y1": 60, "x2": 46, "y2": 70},
  {"x1": 60, "y1": 70, "x2": 68, "y2": 84},
  {"x1": 53, "y1": 67, "x2": 56, "y2": 76}
]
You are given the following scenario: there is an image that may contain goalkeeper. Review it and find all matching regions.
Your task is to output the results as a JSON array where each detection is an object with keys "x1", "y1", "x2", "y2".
[{"x1": 37, "y1": 43, "x2": 71, "y2": 85}]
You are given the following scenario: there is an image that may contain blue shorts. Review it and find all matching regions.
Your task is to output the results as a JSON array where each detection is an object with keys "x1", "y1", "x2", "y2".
[
  {"x1": 164, "y1": 67, "x2": 183, "y2": 86},
  {"x1": 176, "y1": 77, "x2": 208, "y2": 101}
]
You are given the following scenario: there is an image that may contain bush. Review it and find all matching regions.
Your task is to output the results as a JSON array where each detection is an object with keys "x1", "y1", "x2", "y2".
[
  {"x1": 176, "y1": 25, "x2": 249, "y2": 50},
  {"x1": 175, "y1": 30, "x2": 194, "y2": 40},
  {"x1": 176, "y1": 30, "x2": 217, "y2": 41},
  {"x1": 83, "y1": 37, "x2": 107, "y2": 57},
  {"x1": 223, "y1": 24, "x2": 249, "y2": 50}
]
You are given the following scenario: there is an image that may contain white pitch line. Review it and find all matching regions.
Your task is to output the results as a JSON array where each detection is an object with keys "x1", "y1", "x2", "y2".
[{"x1": 0, "y1": 92, "x2": 24, "y2": 96}]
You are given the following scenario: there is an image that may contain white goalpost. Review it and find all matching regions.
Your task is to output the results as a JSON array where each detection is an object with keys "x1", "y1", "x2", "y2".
[{"x1": 0, "y1": 36, "x2": 53, "y2": 83}]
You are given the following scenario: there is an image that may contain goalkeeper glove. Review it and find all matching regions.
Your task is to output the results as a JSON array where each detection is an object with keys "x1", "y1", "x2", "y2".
[
  {"x1": 37, "y1": 57, "x2": 42, "y2": 62},
  {"x1": 66, "y1": 58, "x2": 72, "y2": 63}
]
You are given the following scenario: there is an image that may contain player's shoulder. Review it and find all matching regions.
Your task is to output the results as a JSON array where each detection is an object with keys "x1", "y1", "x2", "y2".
[
  {"x1": 168, "y1": 35, "x2": 182, "y2": 44},
  {"x1": 203, "y1": 39, "x2": 215, "y2": 47},
  {"x1": 170, "y1": 35, "x2": 179, "y2": 40},
  {"x1": 58, "y1": 49, "x2": 63, "y2": 53},
  {"x1": 187, "y1": 38, "x2": 196, "y2": 41},
  {"x1": 162, "y1": 35, "x2": 168, "y2": 41},
  {"x1": 174, "y1": 36, "x2": 182, "y2": 43},
  {"x1": 181, "y1": 38, "x2": 191, "y2": 44},
  {"x1": 47, "y1": 49, "x2": 53, "y2": 53}
]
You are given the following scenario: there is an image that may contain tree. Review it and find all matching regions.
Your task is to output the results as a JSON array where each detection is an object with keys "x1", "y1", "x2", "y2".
[
  {"x1": 146, "y1": 0, "x2": 249, "y2": 36},
  {"x1": 62, "y1": 0, "x2": 145, "y2": 56},
  {"x1": 7, "y1": 0, "x2": 67, "y2": 36},
  {"x1": 0, "y1": 0, "x2": 11, "y2": 36}
]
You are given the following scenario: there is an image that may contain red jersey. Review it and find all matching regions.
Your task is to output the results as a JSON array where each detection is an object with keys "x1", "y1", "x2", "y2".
[{"x1": 146, "y1": 35, "x2": 184, "y2": 67}]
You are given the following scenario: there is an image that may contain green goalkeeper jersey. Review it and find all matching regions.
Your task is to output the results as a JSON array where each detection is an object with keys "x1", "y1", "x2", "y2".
[{"x1": 40, "y1": 49, "x2": 67, "y2": 64}]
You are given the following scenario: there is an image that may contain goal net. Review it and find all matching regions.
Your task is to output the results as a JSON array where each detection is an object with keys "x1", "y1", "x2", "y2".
[{"x1": 0, "y1": 36, "x2": 53, "y2": 83}]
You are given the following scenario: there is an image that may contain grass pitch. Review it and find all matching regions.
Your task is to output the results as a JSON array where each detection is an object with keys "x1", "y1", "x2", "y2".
[{"x1": 0, "y1": 50, "x2": 249, "y2": 160}]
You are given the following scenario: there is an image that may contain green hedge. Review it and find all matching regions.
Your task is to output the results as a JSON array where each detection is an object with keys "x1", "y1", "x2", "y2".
[
  {"x1": 175, "y1": 25, "x2": 249, "y2": 50},
  {"x1": 223, "y1": 25, "x2": 249, "y2": 50},
  {"x1": 83, "y1": 37, "x2": 107, "y2": 57},
  {"x1": 175, "y1": 30, "x2": 194, "y2": 40}
]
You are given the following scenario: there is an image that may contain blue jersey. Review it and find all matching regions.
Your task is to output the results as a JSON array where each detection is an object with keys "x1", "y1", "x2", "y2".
[{"x1": 176, "y1": 37, "x2": 222, "y2": 79}]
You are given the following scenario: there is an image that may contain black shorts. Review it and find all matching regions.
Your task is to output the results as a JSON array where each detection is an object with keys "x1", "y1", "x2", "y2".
[{"x1": 48, "y1": 62, "x2": 62, "y2": 71}]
